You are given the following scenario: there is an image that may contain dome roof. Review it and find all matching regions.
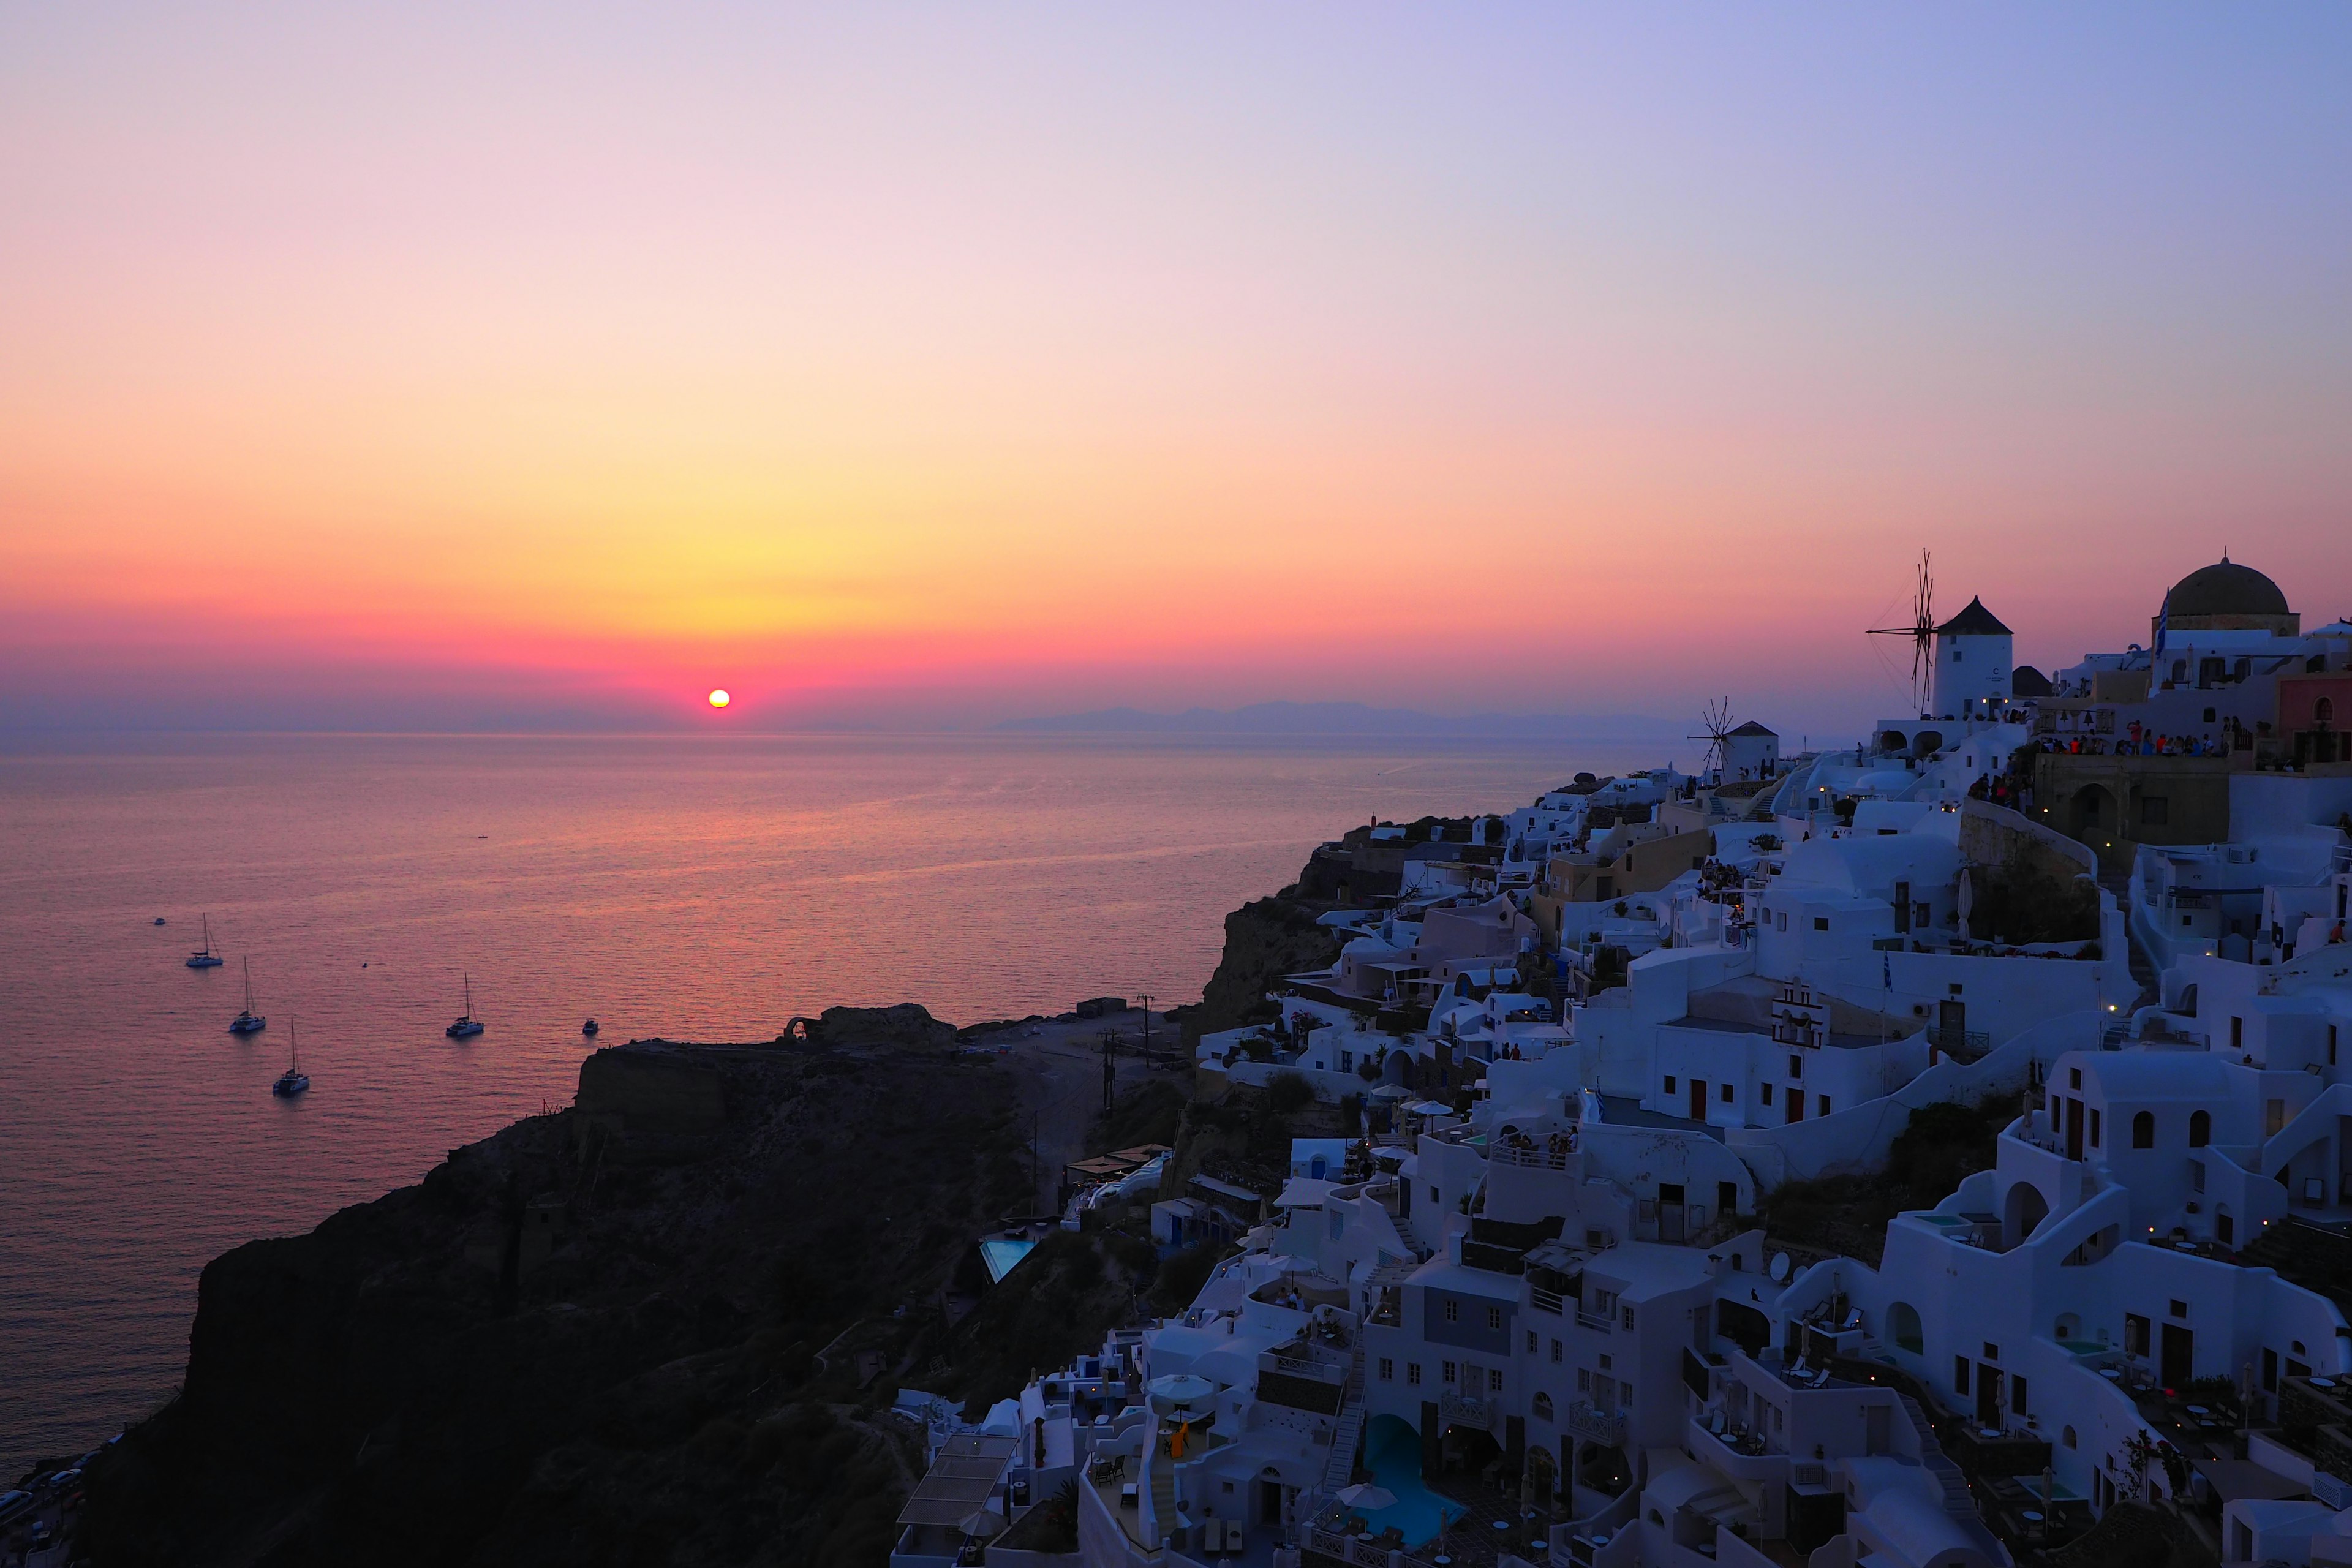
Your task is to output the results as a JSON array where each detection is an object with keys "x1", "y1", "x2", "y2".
[{"x1": 2166, "y1": 559, "x2": 2289, "y2": 620}]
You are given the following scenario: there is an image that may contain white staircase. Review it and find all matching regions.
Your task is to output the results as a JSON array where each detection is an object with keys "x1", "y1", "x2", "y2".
[{"x1": 1321, "y1": 1340, "x2": 1368, "y2": 1491}]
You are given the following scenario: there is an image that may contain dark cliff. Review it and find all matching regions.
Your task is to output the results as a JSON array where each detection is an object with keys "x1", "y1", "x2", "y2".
[{"x1": 85, "y1": 1009, "x2": 1025, "y2": 1568}]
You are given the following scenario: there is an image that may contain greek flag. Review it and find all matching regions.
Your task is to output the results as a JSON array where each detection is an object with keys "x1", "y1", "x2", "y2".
[
  {"x1": 1883, "y1": 951, "x2": 1893, "y2": 992},
  {"x1": 2154, "y1": 589, "x2": 2170, "y2": 657}
]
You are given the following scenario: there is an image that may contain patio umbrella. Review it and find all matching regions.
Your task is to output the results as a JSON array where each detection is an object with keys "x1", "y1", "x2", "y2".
[{"x1": 1337, "y1": 1483, "x2": 1398, "y2": 1510}]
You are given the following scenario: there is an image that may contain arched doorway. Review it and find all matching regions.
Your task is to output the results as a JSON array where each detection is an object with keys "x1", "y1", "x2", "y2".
[
  {"x1": 1575, "y1": 1442, "x2": 1630, "y2": 1498},
  {"x1": 1441, "y1": 1423, "x2": 1503, "y2": 1484},
  {"x1": 2068, "y1": 783, "x2": 2116, "y2": 843},
  {"x1": 2003, "y1": 1181, "x2": 2050, "y2": 1249}
]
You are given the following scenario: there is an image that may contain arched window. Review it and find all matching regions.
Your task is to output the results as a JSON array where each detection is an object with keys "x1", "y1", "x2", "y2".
[
  {"x1": 2062, "y1": 1425, "x2": 2078, "y2": 1449},
  {"x1": 2190, "y1": 1110, "x2": 2211, "y2": 1147},
  {"x1": 1890, "y1": 1301, "x2": 1924, "y2": 1353},
  {"x1": 1533, "y1": 1392, "x2": 1555, "y2": 1421},
  {"x1": 2132, "y1": 1111, "x2": 2155, "y2": 1148},
  {"x1": 2320, "y1": 697, "x2": 2337, "y2": 725}
]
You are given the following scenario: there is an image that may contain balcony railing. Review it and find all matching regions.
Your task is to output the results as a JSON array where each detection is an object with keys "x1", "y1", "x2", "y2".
[
  {"x1": 1439, "y1": 1391, "x2": 1496, "y2": 1431},
  {"x1": 1491, "y1": 1140, "x2": 1573, "y2": 1170},
  {"x1": 1928, "y1": 1027, "x2": 1991, "y2": 1060},
  {"x1": 1559, "y1": 1399, "x2": 1625, "y2": 1446}
]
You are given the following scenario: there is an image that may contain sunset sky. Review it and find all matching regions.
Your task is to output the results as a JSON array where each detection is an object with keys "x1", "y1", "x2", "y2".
[{"x1": 4, "y1": 6, "x2": 2349, "y2": 735}]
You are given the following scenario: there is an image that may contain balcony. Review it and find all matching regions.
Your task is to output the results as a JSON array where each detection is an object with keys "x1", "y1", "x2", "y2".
[
  {"x1": 1559, "y1": 1398, "x2": 1625, "y2": 1447},
  {"x1": 1439, "y1": 1390, "x2": 1496, "y2": 1431}
]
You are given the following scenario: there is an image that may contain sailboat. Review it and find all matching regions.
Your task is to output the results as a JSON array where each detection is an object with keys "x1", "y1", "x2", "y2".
[
  {"x1": 186, "y1": 914, "x2": 225, "y2": 968},
  {"x1": 445, "y1": 972, "x2": 485, "y2": 1039},
  {"x1": 271, "y1": 1022, "x2": 310, "y2": 1097},
  {"x1": 229, "y1": 957, "x2": 267, "y2": 1035}
]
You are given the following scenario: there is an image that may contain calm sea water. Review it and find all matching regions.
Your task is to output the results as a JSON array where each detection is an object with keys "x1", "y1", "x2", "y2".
[{"x1": 0, "y1": 731, "x2": 1672, "y2": 1472}]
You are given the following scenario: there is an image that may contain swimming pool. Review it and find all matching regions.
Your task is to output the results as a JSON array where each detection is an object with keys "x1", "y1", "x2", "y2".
[
  {"x1": 1354, "y1": 1416, "x2": 1468, "y2": 1548},
  {"x1": 980, "y1": 1237, "x2": 1037, "y2": 1283}
]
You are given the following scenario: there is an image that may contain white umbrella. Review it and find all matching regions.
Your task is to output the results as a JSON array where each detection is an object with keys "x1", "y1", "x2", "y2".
[
  {"x1": 1956, "y1": 865, "x2": 1975, "y2": 941},
  {"x1": 1338, "y1": 1483, "x2": 1398, "y2": 1510}
]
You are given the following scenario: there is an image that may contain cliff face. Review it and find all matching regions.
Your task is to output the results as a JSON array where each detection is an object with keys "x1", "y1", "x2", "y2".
[
  {"x1": 1183, "y1": 857, "x2": 1344, "y2": 1049},
  {"x1": 85, "y1": 1016, "x2": 1028, "y2": 1568}
]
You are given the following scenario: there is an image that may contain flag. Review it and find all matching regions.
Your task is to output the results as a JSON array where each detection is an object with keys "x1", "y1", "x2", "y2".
[{"x1": 2154, "y1": 589, "x2": 2170, "y2": 657}]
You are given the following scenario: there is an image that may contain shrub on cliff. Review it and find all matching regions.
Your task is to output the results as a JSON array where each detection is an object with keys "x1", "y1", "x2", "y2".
[{"x1": 1263, "y1": 1071, "x2": 1314, "y2": 1115}]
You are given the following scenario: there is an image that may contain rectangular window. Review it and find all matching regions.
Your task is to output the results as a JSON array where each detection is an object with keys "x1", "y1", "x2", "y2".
[
  {"x1": 2070, "y1": 1067, "x2": 2082, "y2": 1089},
  {"x1": 1430, "y1": 1185, "x2": 1440, "y2": 1204},
  {"x1": 1487, "y1": 1305, "x2": 1502, "y2": 1331},
  {"x1": 1407, "y1": 1362, "x2": 1422, "y2": 1386},
  {"x1": 1444, "y1": 1299, "x2": 1458, "y2": 1322},
  {"x1": 1955, "y1": 1356, "x2": 1971, "y2": 1395},
  {"x1": 1490, "y1": 1368, "x2": 1504, "y2": 1393},
  {"x1": 1760, "y1": 1084, "x2": 1773, "y2": 1106},
  {"x1": 2011, "y1": 1373, "x2": 2029, "y2": 1415},
  {"x1": 2232, "y1": 1017, "x2": 2244, "y2": 1051},
  {"x1": 1577, "y1": 1368, "x2": 1590, "y2": 1392},
  {"x1": 1664, "y1": 1075, "x2": 1677, "y2": 1095},
  {"x1": 1551, "y1": 1339, "x2": 1563, "y2": 1364},
  {"x1": 1442, "y1": 1360, "x2": 1457, "y2": 1384},
  {"x1": 1622, "y1": 1305, "x2": 1635, "y2": 1332},
  {"x1": 1814, "y1": 916, "x2": 1830, "y2": 931},
  {"x1": 2090, "y1": 1109, "x2": 2101, "y2": 1147},
  {"x1": 1526, "y1": 1330, "x2": 1537, "y2": 1354},
  {"x1": 1818, "y1": 1094, "x2": 1831, "y2": 1117},
  {"x1": 1340, "y1": 1050, "x2": 1354, "y2": 1071},
  {"x1": 1379, "y1": 1357, "x2": 1394, "y2": 1381},
  {"x1": 2169, "y1": 1300, "x2": 2188, "y2": 1319},
  {"x1": 1789, "y1": 1054, "x2": 1803, "y2": 1077},
  {"x1": 1720, "y1": 1082, "x2": 1734, "y2": 1102},
  {"x1": 1776, "y1": 911, "x2": 1788, "y2": 932},
  {"x1": 2125, "y1": 1314, "x2": 2150, "y2": 1355}
]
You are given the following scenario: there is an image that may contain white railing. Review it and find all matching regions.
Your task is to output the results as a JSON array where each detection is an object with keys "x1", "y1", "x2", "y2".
[
  {"x1": 1439, "y1": 1391, "x2": 1496, "y2": 1430},
  {"x1": 1491, "y1": 1141, "x2": 1574, "y2": 1170},
  {"x1": 1559, "y1": 1400, "x2": 1624, "y2": 1446}
]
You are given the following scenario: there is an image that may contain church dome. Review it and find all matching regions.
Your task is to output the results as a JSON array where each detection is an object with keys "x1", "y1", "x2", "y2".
[{"x1": 2166, "y1": 559, "x2": 2289, "y2": 620}]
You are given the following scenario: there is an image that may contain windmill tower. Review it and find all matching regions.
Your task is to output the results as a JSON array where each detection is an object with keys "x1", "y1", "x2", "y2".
[
  {"x1": 1869, "y1": 551, "x2": 1936, "y2": 717},
  {"x1": 1691, "y1": 698, "x2": 1737, "y2": 782}
]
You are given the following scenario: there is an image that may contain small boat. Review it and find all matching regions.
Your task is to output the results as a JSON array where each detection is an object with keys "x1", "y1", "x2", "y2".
[
  {"x1": 186, "y1": 914, "x2": 224, "y2": 968},
  {"x1": 582, "y1": 1018, "x2": 599, "y2": 1037},
  {"x1": 446, "y1": 972, "x2": 484, "y2": 1039},
  {"x1": 154, "y1": 917, "x2": 167, "y2": 926},
  {"x1": 271, "y1": 1023, "x2": 310, "y2": 1097},
  {"x1": 229, "y1": 957, "x2": 267, "y2": 1035}
]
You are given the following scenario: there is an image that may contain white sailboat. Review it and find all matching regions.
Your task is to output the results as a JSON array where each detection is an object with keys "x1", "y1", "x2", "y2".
[
  {"x1": 271, "y1": 1022, "x2": 310, "y2": 1097},
  {"x1": 229, "y1": 957, "x2": 267, "y2": 1035},
  {"x1": 445, "y1": 972, "x2": 484, "y2": 1039},
  {"x1": 186, "y1": 913, "x2": 225, "y2": 968}
]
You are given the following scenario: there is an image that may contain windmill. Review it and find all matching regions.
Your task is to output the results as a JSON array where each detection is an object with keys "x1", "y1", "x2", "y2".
[
  {"x1": 1869, "y1": 549, "x2": 1936, "y2": 715},
  {"x1": 1691, "y1": 698, "x2": 1738, "y2": 780}
]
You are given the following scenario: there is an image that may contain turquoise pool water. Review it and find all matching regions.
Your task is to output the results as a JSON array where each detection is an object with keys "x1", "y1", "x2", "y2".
[
  {"x1": 980, "y1": 1238, "x2": 1037, "y2": 1283},
  {"x1": 1355, "y1": 1416, "x2": 1467, "y2": 1548}
]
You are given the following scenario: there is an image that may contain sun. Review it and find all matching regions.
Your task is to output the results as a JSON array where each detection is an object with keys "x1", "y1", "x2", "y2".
[{"x1": 707, "y1": 688, "x2": 731, "y2": 709}]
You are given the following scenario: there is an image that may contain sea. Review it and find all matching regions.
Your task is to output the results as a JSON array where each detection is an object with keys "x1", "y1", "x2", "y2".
[{"x1": 0, "y1": 730, "x2": 1679, "y2": 1474}]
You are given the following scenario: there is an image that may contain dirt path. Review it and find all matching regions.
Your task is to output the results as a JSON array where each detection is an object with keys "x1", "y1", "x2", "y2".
[{"x1": 990, "y1": 1011, "x2": 1177, "y2": 1213}]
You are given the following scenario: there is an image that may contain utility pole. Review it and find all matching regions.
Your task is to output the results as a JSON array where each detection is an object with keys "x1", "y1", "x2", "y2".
[{"x1": 1137, "y1": 993, "x2": 1155, "y2": 1071}]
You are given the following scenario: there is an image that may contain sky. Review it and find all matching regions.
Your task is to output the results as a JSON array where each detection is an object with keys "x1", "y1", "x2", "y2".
[{"x1": 4, "y1": 5, "x2": 2350, "y2": 736}]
